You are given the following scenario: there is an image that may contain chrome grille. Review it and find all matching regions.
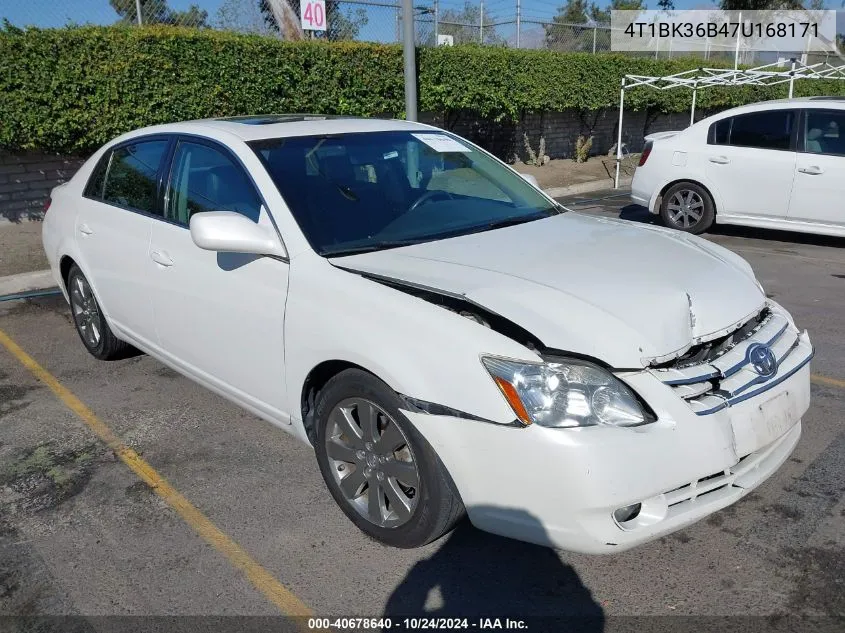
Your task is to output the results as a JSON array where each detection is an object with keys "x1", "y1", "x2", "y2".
[{"x1": 652, "y1": 306, "x2": 813, "y2": 415}]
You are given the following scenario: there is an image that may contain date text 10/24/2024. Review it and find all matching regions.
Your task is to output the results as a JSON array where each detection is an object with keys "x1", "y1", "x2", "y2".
[{"x1": 308, "y1": 618, "x2": 529, "y2": 630}]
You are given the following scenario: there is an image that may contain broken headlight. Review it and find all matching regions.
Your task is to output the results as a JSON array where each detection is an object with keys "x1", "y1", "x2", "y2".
[{"x1": 482, "y1": 356, "x2": 651, "y2": 428}]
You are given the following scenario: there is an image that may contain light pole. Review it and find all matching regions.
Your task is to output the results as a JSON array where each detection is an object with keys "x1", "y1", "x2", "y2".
[
  {"x1": 402, "y1": 0, "x2": 417, "y2": 121},
  {"x1": 135, "y1": 0, "x2": 143, "y2": 25}
]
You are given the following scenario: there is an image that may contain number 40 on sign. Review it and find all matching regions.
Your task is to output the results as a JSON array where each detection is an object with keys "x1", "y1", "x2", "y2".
[{"x1": 300, "y1": 0, "x2": 326, "y2": 31}]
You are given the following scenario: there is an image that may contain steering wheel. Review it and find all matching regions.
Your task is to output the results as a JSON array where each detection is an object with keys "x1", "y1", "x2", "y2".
[{"x1": 407, "y1": 189, "x2": 455, "y2": 214}]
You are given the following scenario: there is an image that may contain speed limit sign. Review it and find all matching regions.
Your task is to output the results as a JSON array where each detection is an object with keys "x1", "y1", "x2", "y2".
[{"x1": 300, "y1": 0, "x2": 326, "y2": 31}]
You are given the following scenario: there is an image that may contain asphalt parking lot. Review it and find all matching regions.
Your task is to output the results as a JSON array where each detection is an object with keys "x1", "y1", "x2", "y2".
[{"x1": 1, "y1": 190, "x2": 843, "y2": 629}]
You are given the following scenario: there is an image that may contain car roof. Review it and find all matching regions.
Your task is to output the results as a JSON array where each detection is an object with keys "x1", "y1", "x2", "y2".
[
  {"x1": 714, "y1": 97, "x2": 845, "y2": 116},
  {"x1": 116, "y1": 115, "x2": 435, "y2": 145}
]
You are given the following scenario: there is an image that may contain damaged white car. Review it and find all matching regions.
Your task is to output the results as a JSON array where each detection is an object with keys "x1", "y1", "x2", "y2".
[{"x1": 42, "y1": 116, "x2": 814, "y2": 552}]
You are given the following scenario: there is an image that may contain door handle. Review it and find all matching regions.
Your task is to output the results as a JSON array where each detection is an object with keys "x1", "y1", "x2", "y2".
[
  {"x1": 150, "y1": 250, "x2": 174, "y2": 267},
  {"x1": 78, "y1": 223, "x2": 93, "y2": 236},
  {"x1": 798, "y1": 166, "x2": 823, "y2": 175},
  {"x1": 708, "y1": 156, "x2": 730, "y2": 164}
]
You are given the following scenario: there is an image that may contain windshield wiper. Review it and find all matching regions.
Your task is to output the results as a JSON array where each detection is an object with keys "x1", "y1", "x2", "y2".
[
  {"x1": 322, "y1": 239, "x2": 426, "y2": 257},
  {"x1": 468, "y1": 210, "x2": 558, "y2": 234}
]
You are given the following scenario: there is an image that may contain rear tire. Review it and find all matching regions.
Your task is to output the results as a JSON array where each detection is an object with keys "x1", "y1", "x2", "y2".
[
  {"x1": 659, "y1": 182, "x2": 715, "y2": 234},
  {"x1": 66, "y1": 265, "x2": 133, "y2": 361},
  {"x1": 314, "y1": 369, "x2": 464, "y2": 548}
]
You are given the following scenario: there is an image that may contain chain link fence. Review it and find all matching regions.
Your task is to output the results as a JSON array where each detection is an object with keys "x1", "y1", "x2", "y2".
[{"x1": 1, "y1": 0, "x2": 826, "y2": 61}]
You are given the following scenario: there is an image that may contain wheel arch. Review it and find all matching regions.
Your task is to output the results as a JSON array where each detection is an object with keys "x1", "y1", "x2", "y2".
[
  {"x1": 58, "y1": 254, "x2": 111, "y2": 321},
  {"x1": 59, "y1": 255, "x2": 77, "y2": 292},
  {"x1": 300, "y1": 359, "x2": 383, "y2": 446}
]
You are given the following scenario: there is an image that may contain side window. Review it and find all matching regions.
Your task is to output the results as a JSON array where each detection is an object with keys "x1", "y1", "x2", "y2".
[
  {"x1": 84, "y1": 153, "x2": 110, "y2": 199},
  {"x1": 167, "y1": 141, "x2": 262, "y2": 225},
  {"x1": 102, "y1": 140, "x2": 169, "y2": 213},
  {"x1": 727, "y1": 110, "x2": 795, "y2": 151},
  {"x1": 708, "y1": 118, "x2": 731, "y2": 145},
  {"x1": 803, "y1": 109, "x2": 845, "y2": 156}
]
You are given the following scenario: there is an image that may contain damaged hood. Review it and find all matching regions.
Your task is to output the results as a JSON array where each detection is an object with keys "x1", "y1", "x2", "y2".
[{"x1": 337, "y1": 213, "x2": 765, "y2": 367}]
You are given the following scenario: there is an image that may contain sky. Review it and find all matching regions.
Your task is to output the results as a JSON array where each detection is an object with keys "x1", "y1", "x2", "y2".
[{"x1": 1, "y1": 0, "x2": 843, "y2": 44}]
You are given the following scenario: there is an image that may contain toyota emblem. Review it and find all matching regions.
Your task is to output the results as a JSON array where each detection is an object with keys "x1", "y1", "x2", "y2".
[{"x1": 746, "y1": 343, "x2": 777, "y2": 378}]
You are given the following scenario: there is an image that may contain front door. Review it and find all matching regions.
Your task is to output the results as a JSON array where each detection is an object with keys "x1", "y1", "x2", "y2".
[
  {"x1": 787, "y1": 108, "x2": 845, "y2": 228},
  {"x1": 148, "y1": 138, "x2": 290, "y2": 421}
]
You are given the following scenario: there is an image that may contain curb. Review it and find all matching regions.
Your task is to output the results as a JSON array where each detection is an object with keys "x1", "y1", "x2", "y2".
[
  {"x1": 543, "y1": 177, "x2": 632, "y2": 199},
  {"x1": 0, "y1": 269, "x2": 56, "y2": 298}
]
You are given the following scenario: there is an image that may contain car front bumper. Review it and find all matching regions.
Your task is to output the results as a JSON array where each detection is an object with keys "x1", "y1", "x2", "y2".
[{"x1": 403, "y1": 358, "x2": 810, "y2": 554}]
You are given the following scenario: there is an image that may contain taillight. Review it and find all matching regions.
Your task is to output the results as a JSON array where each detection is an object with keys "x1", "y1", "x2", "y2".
[
  {"x1": 638, "y1": 142, "x2": 653, "y2": 167},
  {"x1": 43, "y1": 197, "x2": 52, "y2": 214}
]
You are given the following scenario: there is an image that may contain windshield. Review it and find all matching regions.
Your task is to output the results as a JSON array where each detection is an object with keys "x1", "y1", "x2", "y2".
[{"x1": 249, "y1": 130, "x2": 560, "y2": 256}]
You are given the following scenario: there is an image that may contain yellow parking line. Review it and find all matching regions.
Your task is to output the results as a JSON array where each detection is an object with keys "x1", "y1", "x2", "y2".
[
  {"x1": 812, "y1": 373, "x2": 845, "y2": 390},
  {"x1": 0, "y1": 328, "x2": 313, "y2": 617}
]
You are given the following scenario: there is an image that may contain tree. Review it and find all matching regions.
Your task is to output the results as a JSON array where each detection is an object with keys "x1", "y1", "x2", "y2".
[
  {"x1": 544, "y1": 1, "x2": 596, "y2": 51},
  {"x1": 259, "y1": 0, "x2": 367, "y2": 41},
  {"x1": 544, "y1": 0, "x2": 642, "y2": 51},
  {"x1": 718, "y1": 0, "x2": 803, "y2": 9},
  {"x1": 435, "y1": 1, "x2": 502, "y2": 45},
  {"x1": 657, "y1": 0, "x2": 675, "y2": 9},
  {"x1": 216, "y1": 0, "x2": 275, "y2": 34},
  {"x1": 109, "y1": 0, "x2": 209, "y2": 27}
]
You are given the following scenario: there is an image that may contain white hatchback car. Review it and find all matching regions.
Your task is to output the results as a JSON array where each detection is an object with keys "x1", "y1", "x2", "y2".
[
  {"x1": 43, "y1": 115, "x2": 813, "y2": 553},
  {"x1": 631, "y1": 97, "x2": 845, "y2": 236}
]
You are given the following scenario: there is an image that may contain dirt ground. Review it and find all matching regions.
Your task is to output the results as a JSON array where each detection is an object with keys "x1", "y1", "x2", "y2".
[
  {"x1": 0, "y1": 220, "x2": 49, "y2": 278},
  {"x1": 515, "y1": 154, "x2": 639, "y2": 190}
]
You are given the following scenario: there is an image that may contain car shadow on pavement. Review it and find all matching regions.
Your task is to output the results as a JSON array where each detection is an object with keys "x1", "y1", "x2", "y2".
[
  {"x1": 383, "y1": 508, "x2": 604, "y2": 630},
  {"x1": 618, "y1": 204, "x2": 658, "y2": 225}
]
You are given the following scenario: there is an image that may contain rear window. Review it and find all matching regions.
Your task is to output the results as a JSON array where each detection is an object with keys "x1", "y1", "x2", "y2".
[{"x1": 101, "y1": 140, "x2": 169, "y2": 214}]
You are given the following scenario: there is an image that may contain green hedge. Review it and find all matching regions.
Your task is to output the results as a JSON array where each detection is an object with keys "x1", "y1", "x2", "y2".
[{"x1": 2, "y1": 25, "x2": 844, "y2": 153}]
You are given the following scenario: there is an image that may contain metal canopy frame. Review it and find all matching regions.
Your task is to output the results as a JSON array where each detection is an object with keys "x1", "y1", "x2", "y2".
[{"x1": 613, "y1": 58, "x2": 845, "y2": 188}]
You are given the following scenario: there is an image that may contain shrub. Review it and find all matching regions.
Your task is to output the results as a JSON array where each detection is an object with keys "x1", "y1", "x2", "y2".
[
  {"x1": 574, "y1": 135, "x2": 593, "y2": 163},
  {"x1": 2, "y1": 25, "x2": 843, "y2": 153}
]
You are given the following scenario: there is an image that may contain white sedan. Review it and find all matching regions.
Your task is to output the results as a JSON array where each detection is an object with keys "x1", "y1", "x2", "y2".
[
  {"x1": 631, "y1": 97, "x2": 845, "y2": 236},
  {"x1": 42, "y1": 115, "x2": 813, "y2": 552}
]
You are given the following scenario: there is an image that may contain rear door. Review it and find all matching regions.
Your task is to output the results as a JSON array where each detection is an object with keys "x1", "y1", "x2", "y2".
[
  {"x1": 147, "y1": 136, "x2": 290, "y2": 420},
  {"x1": 787, "y1": 108, "x2": 845, "y2": 228},
  {"x1": 704, "y1": 109, "x2": 798, "y2": 218},
  {"x1": 76, "y1": 137, "x2": 170, "y2": 346}
]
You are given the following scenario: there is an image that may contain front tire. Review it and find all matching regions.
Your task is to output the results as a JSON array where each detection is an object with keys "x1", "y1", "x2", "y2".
[
  {"x1": 314, "y1": 369, "x2": 464, "y2": 548},
  {"x1": 67, "y1": 265, "x2": 132, "y2": 360},
  {"x1": 659, "y1": 182, "x2": 715, "y2": 234}
]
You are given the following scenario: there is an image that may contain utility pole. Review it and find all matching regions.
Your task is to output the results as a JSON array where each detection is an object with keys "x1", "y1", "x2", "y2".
[
  {"x1": 402, "y1": 0, "x2": 417, "y2": 121},
  {"x1": 135, "y1": 0, "x2": 143, "y2": 25},
  {"x1": 480, "y1": 0, "x2": 484, "y2": 44},
  {"x1": 516, "y1": 0, "x2": 521, "y2": 48},
  {"x1": 434, "y1": 0, "x2": 439, "y2": 43}
]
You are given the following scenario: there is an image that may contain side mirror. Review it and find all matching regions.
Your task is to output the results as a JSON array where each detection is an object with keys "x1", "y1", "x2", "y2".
[
  {"x1": 190, "y1": 211, "x2": 287, "y2": 259},
  {"x1": 519, "y1": 173, "x2": 540, "y2": 188}
]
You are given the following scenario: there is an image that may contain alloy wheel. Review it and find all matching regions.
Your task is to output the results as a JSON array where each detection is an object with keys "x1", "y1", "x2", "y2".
[
  {"x1": 70, "y1": 274, "x2": 101, "y2": 348},
  {"x1": 666, "y1": 189, "x2": 704, "y2": 229},
  {"x1": 324, "y1": 397, "x2": 420, "y2": 528}
]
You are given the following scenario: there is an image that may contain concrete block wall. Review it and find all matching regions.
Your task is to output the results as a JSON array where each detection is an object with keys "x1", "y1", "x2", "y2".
[
  {"x1": 0, "y1": 151, "x2": 86, "y2": 222},
  {"x1": 423, "y1": 108, "x2": 712, "y2": 163},
  {"x1": 0, "y1": 107, "x2": 714, "y2": 221}
]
